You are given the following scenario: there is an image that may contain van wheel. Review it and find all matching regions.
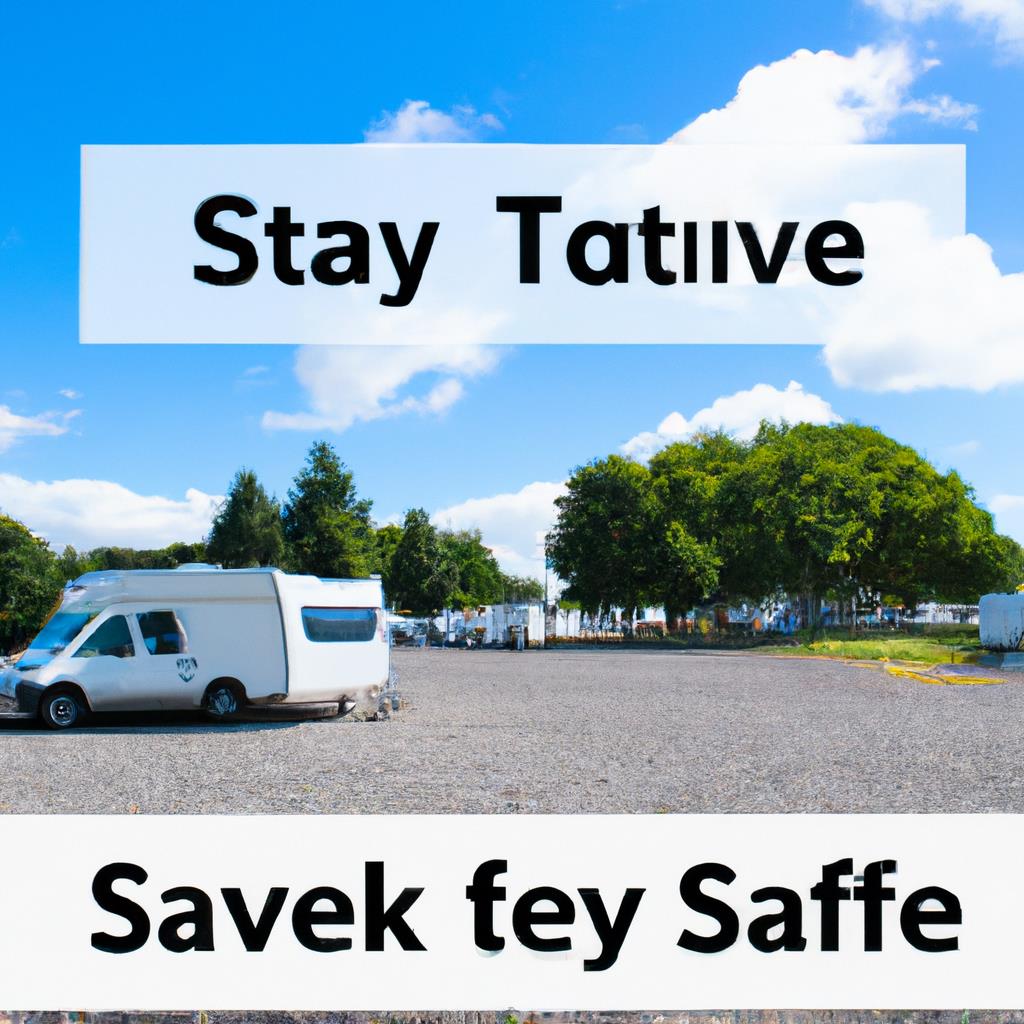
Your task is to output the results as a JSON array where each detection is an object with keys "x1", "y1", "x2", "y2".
[
  {"x1": 40, "y1": 690, "x2": 82, "y2": 730},
  {"x1": 205, "y1": 683, "x2": 240, "y2": 720}
]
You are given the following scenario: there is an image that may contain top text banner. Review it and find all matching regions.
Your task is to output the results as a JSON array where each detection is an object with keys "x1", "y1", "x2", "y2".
[{"x1": 80, "y1": 144, "x2": 964, "y2": 345}]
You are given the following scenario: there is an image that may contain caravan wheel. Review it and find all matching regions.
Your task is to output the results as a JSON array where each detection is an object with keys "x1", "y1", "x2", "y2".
[
  {"x1": 205, "y1": 682, "x2": 241, "y2": 720},
  {"x1": 40, "y1": 689, "x2": 82, "y2": 730}
]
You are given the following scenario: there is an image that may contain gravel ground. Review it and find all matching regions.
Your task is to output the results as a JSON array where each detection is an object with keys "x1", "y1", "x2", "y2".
[
  {"x1": 0, "y1": 647, "x2": 1022, "y2": 813},
  {"x1": 6, "y1": 1012, "x2": 1021, "y2": 1024}
]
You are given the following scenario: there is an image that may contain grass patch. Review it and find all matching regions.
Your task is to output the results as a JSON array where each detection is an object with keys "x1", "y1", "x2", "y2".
[
  {"x1": 548, "y1": 623, "x2": 985, "y2": 664},
  {"x1": 781, "y1": 632, "x2": 980, "y2": 664}
]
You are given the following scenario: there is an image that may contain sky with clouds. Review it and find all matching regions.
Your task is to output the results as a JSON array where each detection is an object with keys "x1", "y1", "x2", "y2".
[{"x1": 2, "y1": 0, "x2": 1023, "y2": 580}]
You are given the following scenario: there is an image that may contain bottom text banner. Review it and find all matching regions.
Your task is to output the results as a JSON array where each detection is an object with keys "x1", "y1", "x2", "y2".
[{"x1": 0, "y1": 814, "x2": 1016, "y2": 1009}]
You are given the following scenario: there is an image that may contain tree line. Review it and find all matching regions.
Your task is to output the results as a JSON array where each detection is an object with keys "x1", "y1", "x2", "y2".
[
  {"x1": 0, "y1": 441, "x2": 541, "y2": 653},
  {"x1": 547, "y1": 422, "x2": 1024, "y2": 625}
]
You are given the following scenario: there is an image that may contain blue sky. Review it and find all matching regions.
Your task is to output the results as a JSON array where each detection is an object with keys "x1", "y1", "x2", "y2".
[{"x1": 2, "y1": 0, "x2": 1023, "y2": 576}]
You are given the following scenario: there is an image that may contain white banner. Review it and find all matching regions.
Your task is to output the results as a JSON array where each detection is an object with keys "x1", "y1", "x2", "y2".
[
  {"x1": 0, "y1": 813, "x2": 1019, "y2": 1010},
  {"x1": 79, "y1": 143, "x2": 964, "y2": 345}
]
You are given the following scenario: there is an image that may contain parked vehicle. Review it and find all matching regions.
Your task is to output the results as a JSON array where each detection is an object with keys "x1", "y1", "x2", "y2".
[{"x1": 0, "y1": 565, "x2": 390, "y2": 729}]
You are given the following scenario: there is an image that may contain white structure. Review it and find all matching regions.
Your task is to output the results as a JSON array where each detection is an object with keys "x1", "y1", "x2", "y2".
[
  {"x1": 460, "y1": 604, "x2": 545, "y2": 646},
  {"x1": 979, "y1": 593, "x2": 1024, "y2": 652},
  {"x1": 551, "y1": 606, "x2": 582, "y2": 638},
  {"x1": 907, "y1": 601, "x2": 979, "y2": 626},
  {"x1": 0, "y1": 566, "x2": 389, "y2": 729}
]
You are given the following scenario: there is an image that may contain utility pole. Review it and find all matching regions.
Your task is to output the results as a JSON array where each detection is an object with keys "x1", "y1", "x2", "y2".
[{"x1": 544, "y1": 542, "x2": 550, "y2": 639}]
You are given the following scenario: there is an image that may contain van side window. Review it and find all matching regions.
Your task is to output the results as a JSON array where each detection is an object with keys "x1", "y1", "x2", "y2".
[
  {"x1": 136, "y1": 610, "x2": 188, "y2": 655},
  {"x1": 302, "y1": 607, "x2": 378, "y2": 643},
  {"x1": 76, "y1": 615, "x2": 135, "y2": 659}
]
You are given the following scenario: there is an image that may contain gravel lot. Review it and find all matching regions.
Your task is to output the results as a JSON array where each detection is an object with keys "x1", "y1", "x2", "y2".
[{"x1": 0, "y1": 647, "x2": 1022, "y2": 814}]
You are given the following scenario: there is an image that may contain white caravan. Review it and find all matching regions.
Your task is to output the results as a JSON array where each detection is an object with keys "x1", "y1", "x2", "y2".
[
  {"x1": 0, "y1": 566, "x2": 390, "y2": 729},
  {"x1": 979, "y1": 592, "x2": 1024, "y2": 651}
]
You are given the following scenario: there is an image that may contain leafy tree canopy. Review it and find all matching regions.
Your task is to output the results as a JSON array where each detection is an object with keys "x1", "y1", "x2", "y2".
[
  {"x1": 282, "y1": 441, "x2": 375, "y2": 578},
  {"x1": 388, "y1": 508, "x2": 458, "y2": 615},
  {"x1": 549, "y1": 422, "x2": 1024, "y2": 620},
  {"x1": 207, "y1": 468, "x2": 284, "y2": 568},
  {"x1": 0, "y1": 514, "x2": 61, "y2": 653}
]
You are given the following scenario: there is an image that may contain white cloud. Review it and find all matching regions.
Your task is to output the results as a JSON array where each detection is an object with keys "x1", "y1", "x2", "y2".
[
  {"x1": 822, "y1": 201, "x2": 1024, "y2": 391},
  {"x1": 989, "y1": 493, "x2": 1024, "y2": 542},
  {"x1": 235, "y1": 365, "x2": 273, "y2": 391},
  {"x1": 621, "y1": 381, "x2": 842, "y2": 461},
  {"x1": 670, "y1": 44, "x2": 976, "y2": 144},
  {"x1": 432, "y1": 481, "x2": 567, "y2": 581},
  {"x1": 663, "y1": 43, "x2": 1024, "y2": 394},
  {"x1": 266, "y1": 302, "x2": 507, "y2": 432},
  {"x1": 265, "y1": 314, "x2": 505, "y2": 434},
  {"x1": 0, "y1": 475, "x2": 221, "y2": 551},
  {"x1": 866, "y1": 0, "x2": 1024, "y2": 56},
  {"x1": 365, "y1": 100, "x2": 503, "y2": 143},
  {"x1": 0, "y1": 405, "x2": 75, "y2": 453},
  {"x1": 57, "y1": 388, "x2": 81, "y2": 400}
]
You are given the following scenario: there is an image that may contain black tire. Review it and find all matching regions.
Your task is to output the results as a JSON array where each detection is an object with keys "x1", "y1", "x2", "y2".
[
  {"x1": 205, "y1": 682, "x2": 241, "y2": 720},
  {"x1": 39, "y1": 689, "x2": 83, "y2": 730}
]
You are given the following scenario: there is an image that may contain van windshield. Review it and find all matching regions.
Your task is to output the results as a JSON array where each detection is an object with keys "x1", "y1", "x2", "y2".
[{"x1": 17, "y1": 612, "x2": 95, "y2": 668}]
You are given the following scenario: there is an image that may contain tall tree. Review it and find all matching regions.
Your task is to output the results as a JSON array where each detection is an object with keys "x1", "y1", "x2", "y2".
[
  {"x1": 649, "y1": 432, "x2": 744, "y2": 613},
  {"x1": 282, "y1": 442, "x2": 375, "y2": 578},
  {"x1": 551, "y1": 422, "x2": 1021, "y2": 627},
  {"x1": 734, "y1": 422, "x2": 1018, "y2": 616},
  {"x1": 438, "y1": 528, "x2": 505, "y2": 606},
  {"x1": 55, "y1": 544, "x2": 87, "y2": 583},
  {"x1": 372, "y1": 522, "x2": 404, "y2": 598},
  {"x1": 0, "y1": 515, "x2": 61, "y2": 653},
  {"x1": 207, "y1": 468, "x2": 284, "y2": 568},
  {"x1": 546, "y1": 455, "x2": 668, "y2": 619},
  {"x1": 731, "y1": 422, "x2": 886, "y2": 621},
  {"x1": 388, "y1": 509, "x2": 458, "y2": 615}
]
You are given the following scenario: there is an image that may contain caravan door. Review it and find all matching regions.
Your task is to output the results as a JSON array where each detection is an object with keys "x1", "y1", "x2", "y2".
[
  {"x1": 65, "y1": 612, "x2": 149, "y2": 710},
  {"x1": 129, "y1": 609, "x2": 198, "y2": 708}
]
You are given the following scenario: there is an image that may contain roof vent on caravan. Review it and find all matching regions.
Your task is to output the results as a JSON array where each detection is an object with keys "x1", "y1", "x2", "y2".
[{"x1": 175, "y1": 563, "x2": 222, "y2": 571}]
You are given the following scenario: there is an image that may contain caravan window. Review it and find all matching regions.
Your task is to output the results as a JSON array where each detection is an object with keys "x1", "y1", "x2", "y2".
[
  {"x1": 76, "y1": 615, "x2": 135, "y2": 659},
  {"x1": 302, "y1": 607, "x2": 378, "y2": 643},
  {"x1": 136, "y1": 610, "x2": 188, "y2": 655}
]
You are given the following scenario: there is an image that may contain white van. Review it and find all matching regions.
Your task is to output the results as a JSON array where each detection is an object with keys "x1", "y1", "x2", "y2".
[{"x1": 0, "y1": 566, "x2": 390, "y2": 729}]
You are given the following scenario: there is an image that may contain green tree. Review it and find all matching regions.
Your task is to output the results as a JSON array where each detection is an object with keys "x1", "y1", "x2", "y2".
[
  {"x1": 55, "y1": 544, "x2": 88, "y2": 583},
  {"x1": 866, "y1": 464, "x2": 1023, "y2": 608},
  {"x1": 206, "y1": 468, "x2": 284, "y2": 568},
  {"x1": 546, "y1": 455, "x2": 666, "y2": 620},
  {"x1": 499, "y1": 573, "x2": 544, "y2": 602},
  {"x1": 388, "y1": 509, "x2": 458, "y2": 615},
  {"x1": 164, "y1": 541, "x2": 208, "y2": 566},
  {"x1": 648, "y1": 432, "x2": 747, "y2": 615},
  {"x1": 282, "y1": 441, "x2": 375, "y2": 578},
  {"x1": 438, "y1": 528, "x2": 505, "y2": 606},
  {"x1": 551, "y1": 422, "x2": 1020, "y2": 628},
  {"x1": 989, "y1": 532, "x2": 1024, "y2": 595},
  {"x1": 742, "y1": 423, "x2": 1021, "y2": 616},
  {"x1": 76, "y1": 542, "x2": 207, "y2": 572},
  {"x1": 730, "y1": 422, "x2": 888, "y2": 621},
  {"x1": 372, "y1": 522, "x2": 404, "y2": 597},
  {"x1": 0, "y1": 515, "x2": 62, "y2": 653}
]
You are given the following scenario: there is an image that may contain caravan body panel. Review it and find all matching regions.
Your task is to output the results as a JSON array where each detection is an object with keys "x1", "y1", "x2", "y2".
[{"x1": 275, "y1": 575, "x2": 388, "y2": 703}]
